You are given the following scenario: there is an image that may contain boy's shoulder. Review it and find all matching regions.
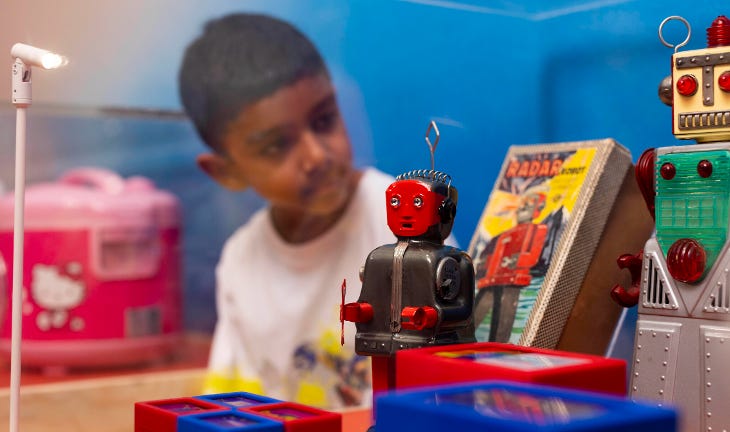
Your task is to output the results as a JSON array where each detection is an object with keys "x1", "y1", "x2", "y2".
[
  {"x1": 351, "y1": 167, "x2": 395, "y2": 223},
  {"x1": 359, "y1": 167, "x2": 395, "y2": 197},
  {"x1": 219, "y1": 207, "x2": 269, "y2": 259}
]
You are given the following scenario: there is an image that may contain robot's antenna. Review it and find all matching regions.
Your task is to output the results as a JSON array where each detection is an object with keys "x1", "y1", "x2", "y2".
[
  {"x1": 659, "y1": 15, "x2": 691, "y2": 53},
  {"x1": 425, "y1": 120, "x2": 440, "y2": 171}
]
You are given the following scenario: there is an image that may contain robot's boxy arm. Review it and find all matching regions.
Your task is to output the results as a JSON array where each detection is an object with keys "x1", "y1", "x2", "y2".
[
  {"x1": 609, "y1": 148, "x2": 656, "y2": 308},
  {"x1": 341, "y1": 302, "x2": 374, "y2": 323},
  {"x1": 400, "y1": 306, "x2": 438, "y2": 330}
]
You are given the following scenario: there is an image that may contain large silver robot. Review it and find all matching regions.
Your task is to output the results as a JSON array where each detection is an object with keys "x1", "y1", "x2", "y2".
[{"x1": 611, "y1": 15, "x2": 730, "y2": 432}]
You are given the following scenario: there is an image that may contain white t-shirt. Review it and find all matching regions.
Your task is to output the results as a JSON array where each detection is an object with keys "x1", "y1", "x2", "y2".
[{"x1": 205, "y1": 167, "x2": 397, "y2": 408}]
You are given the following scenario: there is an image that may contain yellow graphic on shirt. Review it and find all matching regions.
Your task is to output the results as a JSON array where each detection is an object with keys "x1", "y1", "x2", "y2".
[
  {"x1": 320, "y1": 328, "x2": 343, "y2": 357},
  {"x1": 203, "y1": 327, "x2": 371, "y2": 408},
  {"x1": 295, "y1": 381, "x2": 327, "y2": 407},
  {"x1": 291, "y1": 329, "x2": 371, "y2": 408},
  {"x1": 203, "y1": 371, "x2": 264, "y2": 395}
]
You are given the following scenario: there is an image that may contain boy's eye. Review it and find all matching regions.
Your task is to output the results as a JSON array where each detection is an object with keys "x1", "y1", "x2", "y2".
[
  {"x1": 311, "y1": 110, "x2": 338, "y2": 134},
  {"x1": 259, "y1": 137, "x2": 293, "y2": 157},
  {"x1": 413, "y1": 196, "x2": 423, "y2": 208}
]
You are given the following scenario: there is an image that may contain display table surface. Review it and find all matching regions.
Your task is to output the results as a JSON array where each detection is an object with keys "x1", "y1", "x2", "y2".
[{"x1": 0, "y1": 333, "x2": 372, "y2": 432}]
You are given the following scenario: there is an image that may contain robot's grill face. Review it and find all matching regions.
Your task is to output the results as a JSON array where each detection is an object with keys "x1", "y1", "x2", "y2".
[
  {"x1": 386, "y1": 179, "x2": 444, "y2": 237},
  {"x1": 672, "y1": 46, "x2": 730, "y2": 140}
]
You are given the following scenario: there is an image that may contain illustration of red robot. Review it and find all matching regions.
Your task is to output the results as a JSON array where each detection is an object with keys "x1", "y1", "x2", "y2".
[
  {"x1": 474, "y1": 192, "x2": 548, "y2": 342},
  {"x1": 611, "y1": 15, "x2": 730, "y2": 432},
  {"x1": 341, "y1": 122, "x2": 476, "y2": 395}
]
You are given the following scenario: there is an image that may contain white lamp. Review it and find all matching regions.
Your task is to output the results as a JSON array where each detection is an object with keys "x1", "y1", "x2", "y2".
[{"x1": 9, "y1": 42, "x2": 67, "y2": 432}]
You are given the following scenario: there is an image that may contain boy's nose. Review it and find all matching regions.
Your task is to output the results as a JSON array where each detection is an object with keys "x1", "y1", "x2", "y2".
[{"x1": 300, "y1": 131, "x2": 328, "y2": 174}]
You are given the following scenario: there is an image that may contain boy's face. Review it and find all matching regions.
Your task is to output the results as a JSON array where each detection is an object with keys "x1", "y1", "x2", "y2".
[{"x1": 201, "y1": 73, "x2": 356, "y2": 216}]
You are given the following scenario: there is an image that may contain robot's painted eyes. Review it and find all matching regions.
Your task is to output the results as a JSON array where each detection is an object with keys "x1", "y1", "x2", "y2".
[
  {"x1": 413, "y1": 195, "x2": 424, "y2": 208},
  {"x1": 390, "y1": 196, "x2": 400, "y2": 208},
  {"x1": 719, "y1": 71, "x2": 730, "y2": 92},
  {"x1": 676, "y1": 74, "x2": 698, "y2": 96},
  {"x1": 660, "y1": 162, "x2": 676, "y2": 180},
  {"x1": 698, "y1": 159, "x2": 713, "y2": 178}
]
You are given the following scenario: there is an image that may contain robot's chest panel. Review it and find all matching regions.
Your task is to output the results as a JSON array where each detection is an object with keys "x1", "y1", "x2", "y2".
[
  {"x1": 655, "y1": 149, "x2": 730, "y2": 270},
  {"x1": 498, "y1": 224, "x2": 533, "y2": 252}
]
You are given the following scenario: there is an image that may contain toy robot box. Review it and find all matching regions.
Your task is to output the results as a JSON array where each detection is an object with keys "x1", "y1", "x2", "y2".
[
  {"x1": 375, "y1": 381, "x2": 677, "y2": 432},
  {"x1": 0, "y1": 167, "x2": 182, "y2": 371},
  {"x1": 468, "y1": 138, "x2": 653, "y2": 354},
  {"x1": 135, "y1": 391, "x2": 341, "y2": 432},
  {"x1": 395, "y1": 342, "x2": 625, "y2": 396}
]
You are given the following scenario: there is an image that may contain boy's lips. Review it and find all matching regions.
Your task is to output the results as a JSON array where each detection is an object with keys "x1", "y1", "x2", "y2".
[{"x1": 300, "y1": 171, "x2": 347, "y2": 203}]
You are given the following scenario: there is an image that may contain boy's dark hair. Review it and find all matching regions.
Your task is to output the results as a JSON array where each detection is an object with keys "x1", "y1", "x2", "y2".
[{"x1": 178, "y1": 13, "x2": 328, "y2": 152}]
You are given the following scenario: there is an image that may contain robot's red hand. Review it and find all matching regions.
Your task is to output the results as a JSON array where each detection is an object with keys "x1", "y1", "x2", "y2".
[
  {"x1": 611, "y1": 284, "x2": 640, "y2": 308},
  {"x1": 610, "y1": 252, "x2": 643, "y2": 308},
  {"x1": 400, "y1": 306, "x2": 438, "y2": 330},
  {"x1": 341, "y1": 302, "x2": 374, "y2": 323}
]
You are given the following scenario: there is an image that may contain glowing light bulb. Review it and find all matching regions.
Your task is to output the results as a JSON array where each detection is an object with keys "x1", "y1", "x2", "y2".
[{"x1": 40, "y1": 52, "x2": 66, "y2": 70}]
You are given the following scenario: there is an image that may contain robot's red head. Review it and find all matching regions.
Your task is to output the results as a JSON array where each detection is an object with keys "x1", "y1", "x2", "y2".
[
  {"x1": 386, "y1": 170, "x2": 457, "y2": 241},
  {"x1": 515, "y1": 192, "x2": 546, "y2": 224}
]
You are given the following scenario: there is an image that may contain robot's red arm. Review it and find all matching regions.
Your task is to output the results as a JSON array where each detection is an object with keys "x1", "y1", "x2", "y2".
[
  {"x1": 610, "y1": 252, "x2": 643, "y2": 307},
  {"x1": 341, "y1": 302, "x2": 374, "y2": 323},
  {"x1": 400, "y1": 306, "x2": 438, "y2": 330},
  {"x1": 609, "y1": 149, "x2": 656, "y2": 308},
  {"x1": 339, "y1": 278, "x2": 373, "y2": 345}
]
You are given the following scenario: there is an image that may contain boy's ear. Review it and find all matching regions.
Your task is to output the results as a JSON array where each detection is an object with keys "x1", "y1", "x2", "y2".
[{"x1": 196, "y1": 153, "x2": 249, "y2": 191}]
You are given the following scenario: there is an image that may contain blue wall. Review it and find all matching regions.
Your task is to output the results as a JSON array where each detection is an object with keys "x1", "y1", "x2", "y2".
[{"x1": 339, "y1": 0, "x2": 729, "y2": 245}]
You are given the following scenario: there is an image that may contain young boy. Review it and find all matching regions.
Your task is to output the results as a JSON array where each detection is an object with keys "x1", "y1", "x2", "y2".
[{"x1": 178, "y1": 13, "x2": 396, "y2": 408}]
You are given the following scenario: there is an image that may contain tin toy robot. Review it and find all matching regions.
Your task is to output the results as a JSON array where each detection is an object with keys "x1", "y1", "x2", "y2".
[
  {"x1": 341, "y1": 121, "x2": 476, "y2": 394},
  {"x1": 611, "y1": 15, "x2": 730, "y2": 432}
]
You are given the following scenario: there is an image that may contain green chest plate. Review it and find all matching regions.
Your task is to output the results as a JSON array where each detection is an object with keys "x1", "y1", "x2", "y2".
[{"x1": 655, "y1": 150, "x2": 730, "y2": 275}]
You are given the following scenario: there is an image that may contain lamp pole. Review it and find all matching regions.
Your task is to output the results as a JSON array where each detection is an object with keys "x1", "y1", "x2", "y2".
[{"x1": 9, "y1": 43, "x2": 67, "y2": 432}]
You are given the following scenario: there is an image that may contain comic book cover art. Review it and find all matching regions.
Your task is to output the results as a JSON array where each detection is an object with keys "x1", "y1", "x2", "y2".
[{"x1": 470, "y1": 148, "x2": 596, "y2": 343}]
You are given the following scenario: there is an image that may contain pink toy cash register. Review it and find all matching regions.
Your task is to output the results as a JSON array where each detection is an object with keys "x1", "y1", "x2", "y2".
[{"x1": 0, "y1": 168, "x2": 182, "y2": 371}]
